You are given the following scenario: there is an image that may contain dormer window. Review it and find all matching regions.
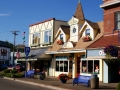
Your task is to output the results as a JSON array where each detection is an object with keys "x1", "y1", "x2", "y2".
[
  {"x1": 60, "y1": 34, "x2": 63, "y2": 41},
  {"x1": 86, "y1": 29, "x2": 90, "y2": 36},
  {"x1": 115, "y1": 12, "x2": 120, "y2": 30}
]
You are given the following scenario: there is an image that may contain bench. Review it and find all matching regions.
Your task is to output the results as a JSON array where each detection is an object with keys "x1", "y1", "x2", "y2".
[
  {"x1": 73, "y1": 75, "x2": 91, "y2": 88},
  {"x1": 25, "y1": 70, "x2": 35, "y2": 78}
]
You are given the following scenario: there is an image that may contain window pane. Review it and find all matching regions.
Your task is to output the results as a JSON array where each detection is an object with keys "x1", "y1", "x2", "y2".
[
  {"x1": 56, "y1": 61, "x2": 59, "y2": 71},
  {"x1": 117, "y1": 22, "x2": 120, "y2": 29},
  {"x1": 64, "y1": 61, "x2": 68, "y2": 72},
  {"x1": 44, "y1": 31, "x2": 49, "y2": 42},
  {"x1": 94, "y1": 60, "x2": 99, "y2": 74},
  {"x1": 60, "y1": 34, "x2": 63, "y2": 41},
  {"x1": 86, "y1": 29, "x2": 90, "y2": 36},
  {"x1": 82, "y1": 61, "x2": 87, "y2": 73},
  {"x1": 88, "y1": 60, "x2": 93, "y2": 74},
  {"x1": 60, "y1": 61, "x2": 64, "y2": 72}
]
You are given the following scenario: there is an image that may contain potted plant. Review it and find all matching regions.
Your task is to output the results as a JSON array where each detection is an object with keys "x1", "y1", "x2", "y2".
[
  {"x1": 104, "y1": 45, "x2": 119, "y2": 57},
  {"x1": 82, "y1": 35, "x2": 92, "y2": 42},
  {"x1": 57, "y1": 39, "x2": 64, "y2": 45},
  {"x1": 36, "y1": 72, "x2": 46, "y2": 80},
  {"x1": 58, "y1": 73, "x2": 69, "y2": 83}
]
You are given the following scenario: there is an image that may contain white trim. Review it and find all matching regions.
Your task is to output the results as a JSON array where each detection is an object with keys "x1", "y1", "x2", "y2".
[
  {"x1": 45, "y1": 50, "x2": 86, "y2": 54},
  {"x1": 100, "y1": 0, "x2": 120, "y2": 8},
  {"x1": 16, "y1": 58, "x2": 37, "y2": 61}
]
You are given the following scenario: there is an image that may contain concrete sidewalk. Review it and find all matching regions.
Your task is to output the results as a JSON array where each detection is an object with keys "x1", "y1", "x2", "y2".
[{"x1": 3, "y1": 76, "x2": 117, "y2": 90}]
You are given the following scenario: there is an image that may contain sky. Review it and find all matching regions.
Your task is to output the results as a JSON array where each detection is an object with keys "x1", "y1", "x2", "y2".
[{"x1": 0, "y1": 0, "x2": 103, "y2": 46}]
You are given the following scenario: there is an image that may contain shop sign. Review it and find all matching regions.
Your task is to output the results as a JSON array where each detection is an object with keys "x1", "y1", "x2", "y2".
[{"x1": 99, "y1": 50, "x2": 105, "y2": 56}]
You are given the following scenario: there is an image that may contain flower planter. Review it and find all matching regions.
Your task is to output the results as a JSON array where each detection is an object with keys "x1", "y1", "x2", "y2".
[
  {"x1": 60, "y1": 78, "x2": 67, "y2": 83},
  {"x1": 57, "y1": 40, "x2": 64, "y2": 45}
]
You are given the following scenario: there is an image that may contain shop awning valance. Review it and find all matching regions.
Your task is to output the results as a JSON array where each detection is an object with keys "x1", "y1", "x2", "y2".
[{"x1": 17, "y1": 47, "x2": 52, "y2": 61}]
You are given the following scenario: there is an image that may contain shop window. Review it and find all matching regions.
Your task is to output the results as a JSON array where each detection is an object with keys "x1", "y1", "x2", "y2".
[
  {"x1": 56, "y1": 61, "x2": 59, "y2": 71},
  {"x1": 64, "y1": 61, "x2": 68, "y2": 72},
  {"x1": 94, "y1": 60, "x2": 99, "y2": 74},
  {"x1": 82, "y1": 60, "x2": 100, "y2": 74},
  {"x1": 82, "y1": 61, "x2": 87, "y2": 73},
  {"x1": 60, "y1": 61, "x2": 64, "y2": 72},
  {"x1": 55, "y1": 57, "x2": 69, "y2": 72},
  {"x1": 88, "y1": 61, "x2": 93, "y2": 74}
]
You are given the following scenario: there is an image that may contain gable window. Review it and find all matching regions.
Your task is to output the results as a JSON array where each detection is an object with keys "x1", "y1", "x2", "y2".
[
  {"x1": 86, "y1": 29, "x2": 90, "y2": 36},
  {"x1": 44, "y1": 30, "x2": 51, "y2": 43},
  {"x1": 115, "y1": 12, "x2": 120, "y2": 29},
  {"x1": 60, "y1": 34, "x2": 63, "y2": 41},
  {"x1": 32, "y1": 33, "x2": 40, "y2": 44}
]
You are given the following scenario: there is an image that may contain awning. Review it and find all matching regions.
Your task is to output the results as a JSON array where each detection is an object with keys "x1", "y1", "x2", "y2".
[{"x1": 17, "y1": 47, "x2": 52, "y2": 61}]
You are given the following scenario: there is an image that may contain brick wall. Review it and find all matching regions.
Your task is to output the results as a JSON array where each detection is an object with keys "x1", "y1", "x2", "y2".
[{"x1": 103, "y1": 4, "x2": 120, "y2": 34}]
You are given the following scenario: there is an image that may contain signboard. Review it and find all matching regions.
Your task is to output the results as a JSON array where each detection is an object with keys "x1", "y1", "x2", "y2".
[{"x1": 24, "y1": 47, "x2": 30, "y2": 59}]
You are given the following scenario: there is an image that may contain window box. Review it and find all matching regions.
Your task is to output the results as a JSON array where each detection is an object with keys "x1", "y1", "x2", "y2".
[
  {"x1": 30, "y1": 43, "x2": 40, "y2": 47},
  {"x1": 42, "y1": 42, "x2": 52, "y2": 45},
  {"x1": 82, "y1": 35, "x2": 92, "y2": 42},
  {"x1": 57, "y1": 39, "x2": 64, "y2": 45}
]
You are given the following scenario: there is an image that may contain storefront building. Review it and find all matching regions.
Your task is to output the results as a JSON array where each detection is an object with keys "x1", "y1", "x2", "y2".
[
  {"x1": 84, "y1": 0, "x2": 120, "y2": 83},
  {"x1": 0, "y1": 41, "x2": 11, "y2": 65},
  {"x1": 17, "y1": 18, "x2": 69, "y2": 76},
  {"x1": 46, "y1": 1, "x2": 103, "y2": 79}
]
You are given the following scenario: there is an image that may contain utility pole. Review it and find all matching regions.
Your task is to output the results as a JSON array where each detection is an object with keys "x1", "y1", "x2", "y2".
[{"x1": 11, "y1": 31, "x2": 19, "y2": 65}]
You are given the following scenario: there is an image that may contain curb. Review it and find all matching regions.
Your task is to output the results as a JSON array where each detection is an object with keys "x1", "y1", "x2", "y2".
[{"x1": 3, "y1": 77, "x2": 71, "y2": 90}]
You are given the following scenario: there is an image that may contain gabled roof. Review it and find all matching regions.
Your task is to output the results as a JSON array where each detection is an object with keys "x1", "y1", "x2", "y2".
[
  {"x1": 87, "y1": 34, "x2": 120, "y2": 49},
  {"x1": 55, "y1": 25, "x2": 70, "y2": 38},
  {"x1": 46, "y1": 21, "x2": 104, "y2": 53},
  {"x1": 60, "y1": 25, "x2": 70, "y2": 35},
  {"x1": 86, "y1": 20, "x2": 99, "y2": 29},
  {"x1": 74, "y1": 1, "x2": 85, "y2": 20}
]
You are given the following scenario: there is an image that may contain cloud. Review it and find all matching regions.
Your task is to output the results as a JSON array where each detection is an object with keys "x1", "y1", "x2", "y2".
[{"x1": 0, "y1": 13, "x2": 10, "y2": 16}]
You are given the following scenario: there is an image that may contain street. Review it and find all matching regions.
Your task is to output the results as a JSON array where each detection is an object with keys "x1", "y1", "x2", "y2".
[{"x1": 0, "y1": 78, "x2": 52, "y2": 90}]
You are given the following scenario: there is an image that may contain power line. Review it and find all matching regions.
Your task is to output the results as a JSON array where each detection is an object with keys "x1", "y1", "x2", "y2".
[{"x1": 11, "y1": 31, "x2": 20, "y2": 65}]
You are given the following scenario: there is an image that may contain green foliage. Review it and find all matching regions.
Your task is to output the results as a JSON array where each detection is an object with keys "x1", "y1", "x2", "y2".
[
  {"x1": 116, "y1": 82, "x2": 120, "y2": 90},
  {"x1": 4, "y1": 69, "x2": 11, "y2": 73},
  {"x1": 5, "y1": 73, "x2": 11, "y2": 77},
  {"x1": 15, "y1": 73, "x2": 24, "y2": 78},
  {"x1": 10, "y1": 69, "x2": 18, "y2": 74}
]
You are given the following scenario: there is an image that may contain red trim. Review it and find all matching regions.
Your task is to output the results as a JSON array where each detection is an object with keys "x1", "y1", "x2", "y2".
[{"x1": 29, "y1": 18, "x2": 55, "y2": 27}]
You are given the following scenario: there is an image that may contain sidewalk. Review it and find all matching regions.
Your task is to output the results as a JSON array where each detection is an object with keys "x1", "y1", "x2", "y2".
[{"x1": 3, "y1": 76, "x2": 117, "y2": 90}]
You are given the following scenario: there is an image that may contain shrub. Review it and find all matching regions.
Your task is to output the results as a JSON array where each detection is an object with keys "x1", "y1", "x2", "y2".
[
  {"x1": 116, "y1": 82, "x2": 120, "y2": 90},
  {"x1": 10, "y1": 69, "x2": 18, "y2": 74},
  {"x1": 4, "y1": 69, "x2": 11, "y2": 73},
  {"x1": 15, "y1": 73, "x2": 24, "y2": 78},
  {"x1": 5, "y1": 73, "x2": 11, "y2": 77}
]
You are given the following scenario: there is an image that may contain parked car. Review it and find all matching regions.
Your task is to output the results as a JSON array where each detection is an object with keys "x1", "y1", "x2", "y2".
[
  {"x1": 14, "y1": 63, "x2": 26, "y2": 71},
  {"x1": 0, "y1": 64, "x2": 8, "y2": 71},
  {"x1": 7, "y1": 64, "x2": 15, "y2": 70}
]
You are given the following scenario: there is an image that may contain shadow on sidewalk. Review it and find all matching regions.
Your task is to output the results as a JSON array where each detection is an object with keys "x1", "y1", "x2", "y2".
[{"x1": 99, "y1": 86, "x2": 116, "y2": 89}]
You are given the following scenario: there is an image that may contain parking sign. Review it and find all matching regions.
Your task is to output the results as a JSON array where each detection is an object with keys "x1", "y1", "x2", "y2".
[{"x1": 24, "y1": 47, "x2": 30, "y2": 56}]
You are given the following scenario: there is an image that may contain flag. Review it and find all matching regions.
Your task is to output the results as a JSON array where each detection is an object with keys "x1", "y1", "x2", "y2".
[
  {"x1": 23, "y1": 36, "x2": 25, "y2": 40},
  {"x1": 22, "y1": 32, "x2": 25, "y2": 36}
]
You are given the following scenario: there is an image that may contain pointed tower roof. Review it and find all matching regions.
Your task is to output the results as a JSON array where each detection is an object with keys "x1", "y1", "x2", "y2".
[{"x1": 74, "y1": 0, "x2": 85, "y2": 20}]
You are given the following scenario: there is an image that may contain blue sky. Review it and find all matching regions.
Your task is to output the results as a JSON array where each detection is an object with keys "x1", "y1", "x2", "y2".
[{"x1": 0, "y1": 0, "x2": 103, "y2": 46}]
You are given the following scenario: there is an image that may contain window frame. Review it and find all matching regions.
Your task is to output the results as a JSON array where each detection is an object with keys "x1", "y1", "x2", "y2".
[
  {"x1": 85, "y1": 29, "x2": 90, "y2": 36},
  {"x1": 115, "y1": 12, "x2": 120, "y2": 30},
  {"x1": 32, "y1": 32, "x2": 40, "y2": 44},
  {"x1": 55, "y1": 56, "x2": 69, "y2": 72},
  {"x1": 44, "y1": 30, "x2": 51, "y2": 43},
  {"x1": 81, "y1": 60, "x2": 100, "y2": 74}
]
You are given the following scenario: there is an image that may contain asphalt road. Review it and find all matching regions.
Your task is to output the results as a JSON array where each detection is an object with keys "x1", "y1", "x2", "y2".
[{"x1": 0, "y1": 78, "x2": 52, "y2": 90}]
